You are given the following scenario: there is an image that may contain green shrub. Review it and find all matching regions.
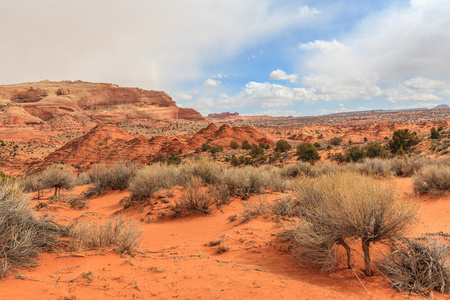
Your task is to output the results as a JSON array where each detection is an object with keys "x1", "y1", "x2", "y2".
[
  {"x1": 329, "y1": 137, "x2": 342, "y2": 146},
  {"x1": 275, "y1": 139, "x2": 291, "y2": 152},
  {"x1": 296, "y1": 142, "x2": 321, "y2": 162},
  {"x1": 345, "y1": 146, "x2": 365, "y2": 162},
  {"x1": 388, "y1": 129, "x2": 420, "y2": 153},
  {"x1": 242, "y1": 140, "x2": 252, "y2": 150},
  {"x1": 365, "y1": 142, "x2": 387, "y2": 158},
  {"x1": 230, "y1": 140, "x2": 239, "y2": 149},
  {"x1": 249, "y1": 144, "x2": 265, "y2": 158},
  {"x1": 431, "y1": 127, "x2": 440, "y2": 139},
  {"x1": 313, "y1": 142, "x2": 321, "y2": 148}
]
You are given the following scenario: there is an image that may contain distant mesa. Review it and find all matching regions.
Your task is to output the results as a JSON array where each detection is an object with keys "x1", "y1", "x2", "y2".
[
  {"x1": 0, "y1": 80, "x2": 207, "y2": 125},
  {"x1": 432, "y1": 104, "x2": 449, "y2": 110}
]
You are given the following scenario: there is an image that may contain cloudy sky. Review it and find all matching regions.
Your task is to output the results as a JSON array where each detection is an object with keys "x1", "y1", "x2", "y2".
[{"x1": 1, "y1": 0, "x2": 449, "y2": 116}]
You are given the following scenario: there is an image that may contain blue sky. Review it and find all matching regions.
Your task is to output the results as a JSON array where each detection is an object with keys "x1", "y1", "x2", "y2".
[{"x1": 1, "y1": 0, "x2": 449, "y2": 116}]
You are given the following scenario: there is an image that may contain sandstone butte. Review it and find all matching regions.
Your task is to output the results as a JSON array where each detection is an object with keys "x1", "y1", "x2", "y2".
[
  {"x1": 0, "y1": 80, "x2": 206, "y2": 126},
  {"x1": 30, "y1": 122, "x2": 275, "y2": 173}
]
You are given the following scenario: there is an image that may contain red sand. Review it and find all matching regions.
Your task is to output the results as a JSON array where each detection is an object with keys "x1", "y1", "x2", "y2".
[{"x1": 0, "y1": 179, "x2": 448, "y2": 299}]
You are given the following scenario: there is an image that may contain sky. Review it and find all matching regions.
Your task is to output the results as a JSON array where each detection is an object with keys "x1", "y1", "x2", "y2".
[{"x1": 1, "y1": 0, "x2": 450, "y2": 116}]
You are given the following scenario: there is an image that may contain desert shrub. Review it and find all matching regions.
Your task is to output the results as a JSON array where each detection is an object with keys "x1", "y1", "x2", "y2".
[
  {"x1": 19, "y1": 173, "x2": 44, "y2": 199},
  {"x1": 87, "y1": 162, "x2": 139, "y2": 195},
  {"x1": 280, "y1": 161, "x2": 312, "y2": 178},
  {"x1": 69, "y1": 215, "x2": 141, "y2": 255},
  {"x1": 172, "y1": 177, "x2": 216, "y2": 215},
  {"x1": 249, "y1": 144, "x2": 265, "y2": 158},
  {"x1": 210, "y1": 145, "x2": 223, "y2": 155},
  {"x1": 290, "y1": 172, "x2": 417, "y2": 275},
  {"x1": 230, "y1": 140, "x2": 239, "y2": 149},
  {"x1": 167, "y1": 153, "x2": 183, "y2": 165},
  {"x1": 259, "y1": 142, "x2": 270, "y2": 149},
  {"x1": 39, "y1": 164, "x2": 77, "y2": 199},
  {"x1": 332, "y1": 152, "x2": 345, "y2": 163},
  {"x1": 365, "y1": 142, "x2": 387, "y2": 158},
  {"x1": 0, "y1": 180, "x2": 63, "y2": 277},
  {"x1": 329, "y1": 136, "x2": 343, "y2": 146},
  {"x1": 201, "y1": 143, "x2": 211, "y2": 152},
  {"x1": 313, "y1": 142, "x2": 321, "y2": 148},
  {"x1": 275, "y1": 139, "x2": 291, "y2": 152},
  {"x1": 230, "y1": 154, "x2": 239, "y2": 166},
  {"x1": 241, "y1": 197, "x2": 272, "y2": 222},
  {"x1": 327, "y1": 145, "x2": 332, "y2": 150},
  {"x1": 242, "y1": 140, "x2": 252, "y2": 150},
  {"x1": 128, "y1": 164, "x2": 179, "y2": 199},
  {"x1": 188, "y1": 159, "x2": 224, "y2": 185},
  {"x1": 431, "y1": 127, "x2": 440, "y2": 139},
  {"x1": 378, "y1": 236, "x2": 450, "y2": 297},
  {"x1": 345, "y1": 146, "x2": 365, "y2": 162},
  {"x1": 390, "y1": 156, "x2": 430, "y2": 177},
  {"x1": 296, "y1": 142, "x2": 321, "y2": 162},
  {"x1": 354, "y1": 158, "x2": 393, "y2": 178},
  {"x1": 309, "y1": 161, "x2": 341, "y2": 178},
  {"x1": 388, "y1": 129, "x2": 420, "y2": 153},
  {"x1": 413, "y1": 164, "x2": 450, "y2": 194},
  {"x1": 272, "y1": 196, "x2": 300, "y2": 217}
]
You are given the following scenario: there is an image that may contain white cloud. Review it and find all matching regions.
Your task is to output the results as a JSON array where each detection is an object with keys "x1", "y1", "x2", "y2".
[
  {"x1": 384, "y1": 77, "x2": 450, "y2": 103},
  {"x1": 212, "y1": 74, "x2": 227, "y2": 79},
  {"x1": 216, "y1": 82, "x2": 296, "y2": 109},
  {"x1": 269, "y1": 69, "x2": 299, "y2": 83},
  {"x1": 172, "y1": 89, "x2": 199, "y2": 101},
  {"x1": 301, "y1": 73, "x2": 382, "y2": 101},
  {"x1": 204, "y1": 79, "x2": 221, "y2": 87},
  {"x1": 0, "y1": 1, "x2": 306, "y2": 90},
  {"x1": 299, "y1": 39, "x2": 347, "y2": 53},
  {"x1": 298, "y1": 6, "x2": 321, "y2": 18}
]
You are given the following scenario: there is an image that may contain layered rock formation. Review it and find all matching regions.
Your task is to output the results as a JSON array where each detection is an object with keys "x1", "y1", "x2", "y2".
[{"x1": 0, "y1": 81, "x2": 206, "y2": 125}]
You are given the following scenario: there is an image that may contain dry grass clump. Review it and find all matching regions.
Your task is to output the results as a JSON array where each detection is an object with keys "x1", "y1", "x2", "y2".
[
  {"x1": 390, "y1": 157, "x2": 430, "y2": 177},
  {"x1": 280, "y1": 161, "x2": 312, "y2": 178},
  {"x1": 172, "y1": 177, "x2": 217, "y2": 216},
  {"x1": 241, "y1": 197, "x2": 272, "y2": 222},
  {"x1": 271, "y1": 196, "x2": 300, "y2": 217},
  {"x1": 87, "y1": 162, "x2": 139, "y2": 195},
  {"x1": 128, "y1": 164, "x2": 180, "y2": 199},
  {"x1": 184, "y1": 159, "x2": 224, "y2": 186},
  {"x1": 347, "y1": 158, "x2": 393, "y2": 178},
  {"x1": 39, "y1": 164, "x2": 77, "y2": 199},
  {"x1": 0, "y1": 180, "x2": 63, "y2": 277},
  {"x1": 413, "y1": 164, "x2": 450, "y2": 194},
  {"x1": 378, "y1": 236, "x2": 450, "y2": 297},
  {"x1": 69, "y1": 215, "x2": 142, "y2": 255},
  {"x1": 290, "y1": 172, "x2": 417, "y2": 275}
]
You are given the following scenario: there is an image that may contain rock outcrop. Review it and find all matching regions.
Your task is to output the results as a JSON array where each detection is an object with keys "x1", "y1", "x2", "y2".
[{"x1": 0, "y1": 81, "x2": 207, "y2": 125}]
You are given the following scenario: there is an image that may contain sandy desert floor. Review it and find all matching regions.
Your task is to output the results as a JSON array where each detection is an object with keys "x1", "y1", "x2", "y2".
[{"x1": 0, "y1": 178, "x2": 449, "y2": 300}]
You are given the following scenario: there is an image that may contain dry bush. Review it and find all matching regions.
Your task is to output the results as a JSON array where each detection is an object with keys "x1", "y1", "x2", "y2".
[
  {"x1": 172, "y1": 177, "x2": 216, "y2": 215},
  {"x1": 389, "y1": 157, "x2": 430, "y2": 177},
  {"x1": 39, "y1": 164, "x2": 77, "y2": 199},
  {"x1": 0, "y1": 180, "x2": 63, "y2": 277},
  {"x1": 291, "y1": 172, "x2": 417, "y2": 275},
  {"x1": 240, "y1": 197, "x2": 272, "y2": 222},
  {"x1": 309, "y1": 161, "x2": 341, "y2": 178},
  {"x1": 344, "y1": 158, "x2": 393, "y2": 178},
  {"x1": 128, "y1": 164, "x2": 179, "y2": 199},
  {"x1": 259, "y1": 165, "x2": 290, "y2": 192},
  {"x1": 87, "y1": 162, "x2": 139, "y2": 195},
  {"x1": 186, "y1": 159, "x2": 224, "y2": 186},
  {"x1": 19, "y1": 173, "x2": 44, "y2": 199},
  {"x1": 413, "y1": 164, "x2": 450, "y2": 194},
  {"x1": 280, "y1": 161, "x2": 312, "y2": 178},
  {"x1": 272, "y1": 196, "x2": 300, "y2": 217},
  {"x1": 378, "y1": 236, "x2": 450, "y2": 297},
  {"x1": 69, "y1": 215, "x2": 141, "y2": 255}
]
